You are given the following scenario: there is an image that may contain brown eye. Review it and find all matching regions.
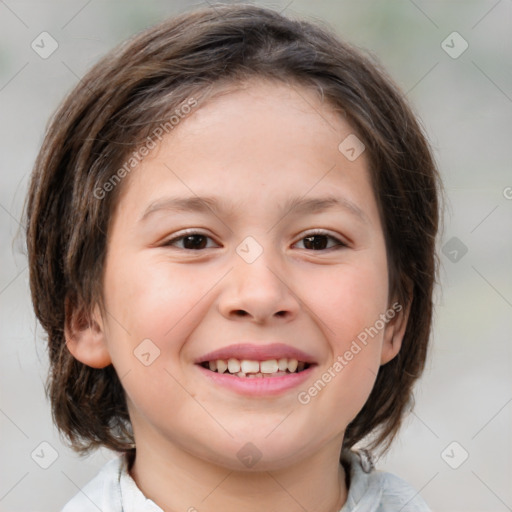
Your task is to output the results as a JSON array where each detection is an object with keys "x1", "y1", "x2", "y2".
[
  {"x1": 164, "y1": 233, "x2": 217, "y2": 250},
  {"x1": 295, "y1": 233, "x2": 345, "y2": 251},
  {"x1": 304, "y1": 235, "x2": 328, "y2": 250},
  {"x1": 181, "y1": 234, "x2": 208, "y2": 249}
]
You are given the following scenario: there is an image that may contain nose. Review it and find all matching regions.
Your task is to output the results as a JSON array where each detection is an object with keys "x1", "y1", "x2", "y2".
[{"x1": 217, "y1": 252, "x2": 300, "y2": 324}]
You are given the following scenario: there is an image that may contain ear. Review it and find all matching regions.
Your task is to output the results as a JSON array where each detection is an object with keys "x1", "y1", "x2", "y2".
[
  {"x1": 380, "y1": 298, "x2": 411, "y2": 365},
  {"x1": 64, "y1": 297, "x2": 112, "y2": 368}
]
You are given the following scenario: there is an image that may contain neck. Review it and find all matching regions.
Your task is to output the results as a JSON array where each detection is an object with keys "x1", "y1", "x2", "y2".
[{"x1": 129, "y1": 436, "x2": 347, "y2": 512}]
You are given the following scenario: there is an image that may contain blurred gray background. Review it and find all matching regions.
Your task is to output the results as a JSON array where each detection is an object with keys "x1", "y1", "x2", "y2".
[{"x1": 1, "y1": 1, "x2": 511, "y2": 511}]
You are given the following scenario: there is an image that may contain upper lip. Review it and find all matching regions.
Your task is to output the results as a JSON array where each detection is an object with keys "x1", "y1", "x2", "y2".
[{"x1": 196, "y1": 343, "x2": 316, "y2": 364}]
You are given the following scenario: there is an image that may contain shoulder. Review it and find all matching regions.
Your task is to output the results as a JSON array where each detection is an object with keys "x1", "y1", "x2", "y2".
[
  {"x1": 61, "y1": 457, "x2": 123, "y2": 512},
  {"x1": 60, "y1": 453, "x2": 162, "y2": 512},
  {"x1": 341, "y1": 450, "x2": 431, "y2": 512}
]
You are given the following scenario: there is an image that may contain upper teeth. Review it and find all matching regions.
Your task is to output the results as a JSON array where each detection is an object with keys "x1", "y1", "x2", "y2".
[{"x1": 207, "y1": 358, "x2": 305, "y2": 376}]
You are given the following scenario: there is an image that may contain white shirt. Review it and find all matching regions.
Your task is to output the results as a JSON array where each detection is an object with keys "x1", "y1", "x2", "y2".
[{"x1": 61, "y1": 450, "x2": 431, "y2": 511}]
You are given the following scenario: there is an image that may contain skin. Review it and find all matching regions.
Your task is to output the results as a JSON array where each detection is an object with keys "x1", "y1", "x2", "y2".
[{"x1": 66, "y1": 80, "x2": 409, "y2": 512}]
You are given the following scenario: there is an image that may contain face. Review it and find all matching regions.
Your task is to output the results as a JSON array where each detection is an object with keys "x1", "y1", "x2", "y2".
[{"x1": 71, "y1": 80, "x2": 406, "y2": 471}]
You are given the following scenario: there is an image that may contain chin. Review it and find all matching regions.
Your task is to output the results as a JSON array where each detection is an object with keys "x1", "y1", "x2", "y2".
[{"x1": 197, "y1": 433, "x2": 319, "y2": 473}]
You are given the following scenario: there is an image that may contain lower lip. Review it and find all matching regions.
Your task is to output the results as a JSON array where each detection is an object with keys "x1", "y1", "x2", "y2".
[{"x1": 196, "y1": 365, "x2": 315, "y2": 397}]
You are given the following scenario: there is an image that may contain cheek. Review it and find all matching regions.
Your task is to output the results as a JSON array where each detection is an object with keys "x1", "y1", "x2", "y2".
[
  {"x1": 104, "y1": 254, "x2": 202, "y2": 336},
  {"x1": 100, "y1": 256, "x2": 207, "y2": 415},
  {"x1": 297, "y1": 258, "x2": 389, "y2": 410},
  {"x1": 302, "y1": 257, "x2": 389, "y2": 346},
  {"x1": 101, "y1": 252, "x2": 226, "y2": 377}
]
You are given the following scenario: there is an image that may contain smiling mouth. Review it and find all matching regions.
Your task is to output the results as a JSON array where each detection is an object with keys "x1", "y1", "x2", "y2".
[{"x1": 199, "y1": 358, "x2": 312, "y2": 378}]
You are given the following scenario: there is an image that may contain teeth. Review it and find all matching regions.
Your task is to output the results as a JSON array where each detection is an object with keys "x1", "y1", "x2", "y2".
[
  {"x1": 205, "y1": 357, "x2": 309, "y2": 377},
  {"x1": 260, "y1": 359, "x2": 278, "y2": 373},
  {"x1": 240, "y1": 360, "x2": 260, "y2": 374},
  {"x1": 227, "y1": 358, "x2": 241, "y2": 373},
  {"x1": 216, "y1": 360, "x2": 228, "y2": 374},
  {"x1": 277, "y1": 358, "x2": 288, "y2": 371},
  {"x1": 287, "y1": 359, "x2": 298, "y2": 373}
]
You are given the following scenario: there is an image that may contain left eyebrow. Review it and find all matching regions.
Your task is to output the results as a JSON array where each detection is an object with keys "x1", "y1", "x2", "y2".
[{"x1": 280, "y1": 196, "x2": 369, "y2": 224}]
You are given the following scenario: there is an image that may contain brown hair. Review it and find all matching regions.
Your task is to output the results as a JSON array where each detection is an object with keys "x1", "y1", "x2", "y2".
[{"x1": 24, "y1": 3, "x2": 440, "y2": 455}]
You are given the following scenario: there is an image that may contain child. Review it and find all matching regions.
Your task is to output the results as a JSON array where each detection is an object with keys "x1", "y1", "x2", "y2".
[{"x1": 24, "y1": 4, "x2": 440, "y2": 511}]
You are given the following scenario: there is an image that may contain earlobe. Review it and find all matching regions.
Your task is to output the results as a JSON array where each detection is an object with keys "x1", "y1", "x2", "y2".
[
  {"x1": 380, "y1": 299, "x2": 411, "y2": 365},
  {"x1": 64, "y1": 298, "x2": 112, "y2": 369}
]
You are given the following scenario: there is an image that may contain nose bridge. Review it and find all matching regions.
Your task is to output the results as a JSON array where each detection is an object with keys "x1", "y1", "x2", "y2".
[
  {"x1": 219, "y1": 236, "x2": 299, "y2": 322},
  {"x1": 237, "y1": 255, "x2": 281, "y2": 295}
]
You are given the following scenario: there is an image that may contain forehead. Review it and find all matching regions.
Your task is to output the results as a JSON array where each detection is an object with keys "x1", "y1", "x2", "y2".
[{"x1": 111, "y1": 79, "x2": 379, "y2": 229}]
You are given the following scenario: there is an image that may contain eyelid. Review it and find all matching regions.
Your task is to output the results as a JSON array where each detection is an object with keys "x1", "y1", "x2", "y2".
[
  {"x1": 162, "y1": 229, "x2": 221, "y2": 248},
  {"x1": 293, "y1": 229, "x2": 349, "y2": 249},
  {"x1": 160, "y1": 228, "x2": 348, "y2": 251}
]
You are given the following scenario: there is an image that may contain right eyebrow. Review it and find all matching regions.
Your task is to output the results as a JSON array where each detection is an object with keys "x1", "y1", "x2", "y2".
[{"x1": 138, "y1": 196, "x2": 230, "y2": 223}]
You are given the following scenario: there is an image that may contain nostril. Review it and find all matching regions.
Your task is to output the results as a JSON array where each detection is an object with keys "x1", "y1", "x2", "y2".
[{"x1": 230, "y1": 309, "x2": 289, "y2": 320}]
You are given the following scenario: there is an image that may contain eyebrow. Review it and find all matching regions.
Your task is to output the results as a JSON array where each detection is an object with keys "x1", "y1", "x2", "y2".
[
  {"x1": 280, "y1": 196, "x2": 368, "y2": 223},
  {"x1": 138, "y1": 194, "x2": 368, "y2": 224}
]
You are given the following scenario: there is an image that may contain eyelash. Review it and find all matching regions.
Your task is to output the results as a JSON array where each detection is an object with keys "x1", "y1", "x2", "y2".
[
  {"x1": 162, "y1": 229, "x2": 347, "y2": 252},
  {"x1": 294, "y1": 230, "x2": 347, "y2": 251},
  {"x1": 162, "y1": 231, "x2": 218, "y2": 250}
]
